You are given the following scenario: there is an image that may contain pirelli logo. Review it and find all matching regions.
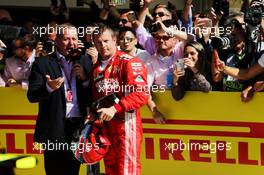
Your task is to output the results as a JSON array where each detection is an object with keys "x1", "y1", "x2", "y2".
[
  {"x1": 1, "y1": 116, "x2": 264, "y2": 166},
  {"x1": 141, "y1": 119, "x2": 264, "y2": 166}
]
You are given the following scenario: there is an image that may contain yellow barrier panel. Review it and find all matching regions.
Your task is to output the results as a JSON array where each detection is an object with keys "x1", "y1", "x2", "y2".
[{"x1": 0, "y1": 87, "x2": 264, "y2": 175}]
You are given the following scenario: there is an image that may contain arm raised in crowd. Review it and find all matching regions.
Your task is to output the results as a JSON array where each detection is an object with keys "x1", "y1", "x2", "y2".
[
  {"x1": 211, "y1": 49, "x2": 224, "y2": 82},
  {"x1": 156, "y1": 20, "x2": 193, "y2": 42},
  {"x1": 182, "y1": 0, "x2": 193, "y2": 24},
  {"x1": 138, "y1": 0, "x2": 153, "y2": 24},
  {"x1": 215, "y1": 54, "x2": 264, "y2": 80},
  {"x1": 99, "y1": 0, "x2": 120, "y2": 21}
]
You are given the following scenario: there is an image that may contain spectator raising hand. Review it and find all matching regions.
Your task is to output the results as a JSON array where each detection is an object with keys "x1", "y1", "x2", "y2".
[{"x1": 86, "y1": 47, "x2": 98, "y2": 65}]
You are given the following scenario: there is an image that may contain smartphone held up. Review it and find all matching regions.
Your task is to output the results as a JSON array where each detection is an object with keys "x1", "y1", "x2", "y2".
[{"x1": 175, "y1": 59, "x2": 185, "y2": 75}]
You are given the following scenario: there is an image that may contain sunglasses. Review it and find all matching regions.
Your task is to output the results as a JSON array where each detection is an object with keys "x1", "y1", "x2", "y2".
[
  {"x1": 119, "y1": 37, "x2": 135, "y2": 43},
  {"x1": 119, "y1": 19, "x2": 128, "y2": 24},
  {"x1": 153, "y1": 12, "x2": 168, "y2": 17},
  {"x1": 154, "y1": 35, "x2": 172, "y2": 41}
]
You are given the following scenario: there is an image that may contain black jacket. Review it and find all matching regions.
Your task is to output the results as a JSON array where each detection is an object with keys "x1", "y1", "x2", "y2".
[{"x1": 27, "y1": 52, "x2": 92, "y2": 142}]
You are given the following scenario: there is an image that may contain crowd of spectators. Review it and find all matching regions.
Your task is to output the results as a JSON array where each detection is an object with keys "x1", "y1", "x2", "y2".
[{"x1": 0, "y1": 0, "x2": 264, "y2": 122}]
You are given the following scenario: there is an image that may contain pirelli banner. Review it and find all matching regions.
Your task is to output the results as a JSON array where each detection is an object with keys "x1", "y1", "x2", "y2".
[{"x1": 0, "y1": 87, "x2": 264, "y2": 175}]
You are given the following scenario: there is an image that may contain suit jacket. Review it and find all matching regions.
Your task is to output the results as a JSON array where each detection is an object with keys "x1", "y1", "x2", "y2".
[{"x1": 27, "y1": 52, "x2": 92, "y2": 143}]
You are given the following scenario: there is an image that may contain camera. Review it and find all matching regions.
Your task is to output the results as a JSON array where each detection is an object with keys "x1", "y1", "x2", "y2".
[
  {"x1": 244, "y1": 6, "x2": 263, "y2": 26},
  {"x1": 149, "y1": 20, "x2": 173, "y2": 34},
  {"x1": 69, "y1": 48, "x2": 82, "y2": 62},
  {"x1": 43, "y1": 40, "x2": 55, "y2": 55},
  {"x1": 127, "y1": 11, "x2": 137, "y2": 23},
  {"x1": 244, "y1": 0, "x2": 263, "y2": 45},
  {"x1": 211, "y1": 35, "x2": 233, "y2": 50}
]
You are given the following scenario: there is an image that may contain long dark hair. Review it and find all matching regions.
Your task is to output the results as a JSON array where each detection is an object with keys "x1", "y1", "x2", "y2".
[{"x1": 184, "y1": 41, "x2": 206, "y2": 75}]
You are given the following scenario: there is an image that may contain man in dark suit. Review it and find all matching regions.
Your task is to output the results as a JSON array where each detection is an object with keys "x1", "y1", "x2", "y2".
[{"x1": 27, "y1": 23, "x2": 92, "y2": 175}]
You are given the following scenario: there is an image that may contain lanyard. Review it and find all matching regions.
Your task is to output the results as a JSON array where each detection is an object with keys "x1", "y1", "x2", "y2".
[{"x1": 60, "y1": 60, "x2": 73, "y2": 90}]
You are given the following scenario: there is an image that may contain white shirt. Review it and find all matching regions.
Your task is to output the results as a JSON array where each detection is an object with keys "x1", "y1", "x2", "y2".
[
  {"x1": 4, "y1": 49, "x2": 36, "y2": 88},
  {"x1": 134, "y1": 48, "x2": 151, "y2": 64},
  {"x1": 146, "y1": 53, "x2": 181, "y2": 89}
]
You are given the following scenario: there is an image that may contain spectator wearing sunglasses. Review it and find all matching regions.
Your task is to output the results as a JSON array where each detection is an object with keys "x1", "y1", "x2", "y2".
[
  {"x1": 119, "y1": 27, "x2": 150, "y2": 63},
  {"x1": 138, "y1": 0, "x2": 193, "y2": 29},
  {"x1": 118, "y1": 11, "x2": 134, "y2": 28},
  {"x1": 146, "y1": 21, "x2": 186, "y2": 89},
  {"x1": 152, "y1": 4, "x2": 172, "y2": 22}
]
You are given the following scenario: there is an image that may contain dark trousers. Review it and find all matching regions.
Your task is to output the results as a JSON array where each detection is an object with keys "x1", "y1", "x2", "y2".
[{"x1": 44, "y1": 149, "x2": 81, "y2": 175}]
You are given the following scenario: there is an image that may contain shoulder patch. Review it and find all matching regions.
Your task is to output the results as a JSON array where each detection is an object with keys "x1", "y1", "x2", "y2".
[{"x1": 135, "y1": 75, "x2": 144, "y2": 82}]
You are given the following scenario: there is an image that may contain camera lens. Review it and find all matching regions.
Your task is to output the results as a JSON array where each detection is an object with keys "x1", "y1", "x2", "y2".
[{"x1": 211, "y1": 36, "x2": 233, "y2": 49}]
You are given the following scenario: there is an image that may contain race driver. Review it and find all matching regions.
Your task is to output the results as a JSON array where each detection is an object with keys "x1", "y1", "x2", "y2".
[{"x1": 89, "y1": 23, "x2": 149, "y2": 175}]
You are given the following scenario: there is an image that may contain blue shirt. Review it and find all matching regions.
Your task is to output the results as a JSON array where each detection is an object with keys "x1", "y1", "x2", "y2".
[{"x1": 46, "y1": 51, "x2": 81, "y2": 118}]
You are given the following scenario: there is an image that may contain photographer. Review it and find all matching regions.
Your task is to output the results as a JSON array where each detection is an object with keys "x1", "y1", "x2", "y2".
[
  {"x1": 27, "y1": 23, "x2": 92, "y2": 175},
  {"x1": 214, "y1": 13, "x2": 264, "y2": 98},
  {"x1": 211, "y1": 19, "x2": 252, "y2": 91},
  {"x1": 244, "y1": 0, "x2": 264, "y2": 59}
]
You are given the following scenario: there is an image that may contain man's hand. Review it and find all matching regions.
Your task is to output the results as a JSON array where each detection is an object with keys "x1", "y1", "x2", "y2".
[
  {"x1": 97, "y1": 106, "x2": 117, "y2": 121},
  {"x1": 36, "y1": 42, "x2": 44, "y2": 57},
  {"x1": 143, "y1": 0, "x2": 153, "y2": 7},
  {"x1": 7, "y1": 79, "x2": 20, "y2": 87},
  {"x1": 85, "y1": 112, "x2": 97, "y2": 123},
  {"x1": 46, "y1": 75, "x2": 64, "y2": 90},
  {"x1": 214, "y1": 58, "x2": 226, "y2": 73},
  {"x1": 186, "y1": 0, "x2": 193, "y2": 5},
  {"x1": 152, "y1": 107, "x2": 166, "y2": 124},
  {"x1": 253, "y1": 81, "x2": 264, "y2": 92},
  {"x1": 155, "y1": 20, "x2": 176, "y2": 37},
  {"x1": 241, "y1": 86, "x2": 254, "y2": 103},
  {"x1": 72, "y1": 64, "x2": 86, "y2": 81},
  {"x1": 77, "y1": 40, "x2": 84, "y2": 51},
  {"x1": 208, "y1": 7, "x2": 223, "y2": 26},
  {"x1": 86, "y1": 47, "x2": 98, "y2": 64}
]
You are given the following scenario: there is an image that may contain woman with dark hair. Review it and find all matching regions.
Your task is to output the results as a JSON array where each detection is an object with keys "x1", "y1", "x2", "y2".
[{"x1": 171, "y1": 41, "x2": 212, "y2": 101}]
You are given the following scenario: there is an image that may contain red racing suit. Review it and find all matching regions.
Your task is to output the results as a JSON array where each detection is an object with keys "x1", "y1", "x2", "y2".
[{"x1": 90, "y1": 50, "x2": 149, "y2": 175}]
